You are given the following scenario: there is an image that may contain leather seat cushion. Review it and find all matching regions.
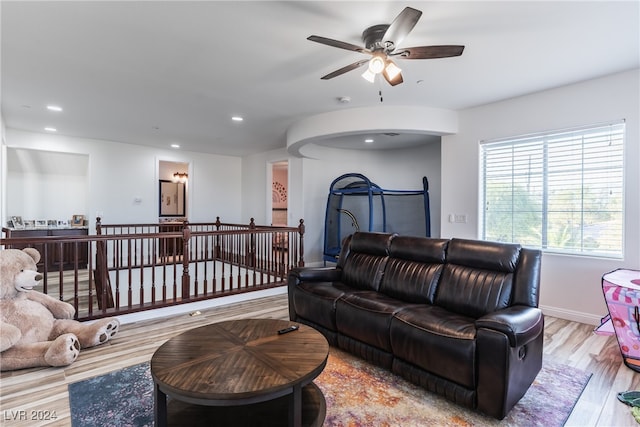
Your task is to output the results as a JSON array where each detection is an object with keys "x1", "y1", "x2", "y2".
[
  {"x1": 390, "y1": 305, "x2": 477, "y2": 388},
  {"x1": 293, "y1": 282, "x2": 354, "y2": 331},
  {"x1": 336, "y1": 292, "x2": 416, "y2": 352}
]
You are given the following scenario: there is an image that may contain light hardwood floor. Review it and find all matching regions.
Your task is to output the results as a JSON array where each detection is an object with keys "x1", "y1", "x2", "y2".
[{"x1": 0, "y1": 293, "x2": 637, "y2": 426}]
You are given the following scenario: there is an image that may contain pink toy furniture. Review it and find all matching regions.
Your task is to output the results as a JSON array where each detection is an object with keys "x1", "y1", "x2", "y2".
[{"x1": 597, "y1": 269, "x2": 640, "y2": 373}]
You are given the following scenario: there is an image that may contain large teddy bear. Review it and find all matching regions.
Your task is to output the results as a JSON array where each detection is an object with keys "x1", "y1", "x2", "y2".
[{"x1": 0, "y1": 248, "x2": 120, "y2": 371}]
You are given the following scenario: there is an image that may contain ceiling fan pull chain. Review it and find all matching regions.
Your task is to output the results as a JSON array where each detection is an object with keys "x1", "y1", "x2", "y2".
[{"x1": 379, "y1": 90, "x2": 383, "y2": 103}]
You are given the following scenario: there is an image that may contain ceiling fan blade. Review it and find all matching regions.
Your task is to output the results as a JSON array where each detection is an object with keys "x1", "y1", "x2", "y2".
[
  {"x1": 383, "y1": 69, "x2": 403, "y2": 86},
  {"x1": 320, "y1": 59, "x2": 370, "y2": 80},
  {"x1": 307, "y1": 35, "x2": 371, "y2": 54},
  {"x1": 394, "y1": 45, "x2": 465, "y2": 59},
  {"x1": 382, "y1": 7, "x2": 422, "y2": 48}
]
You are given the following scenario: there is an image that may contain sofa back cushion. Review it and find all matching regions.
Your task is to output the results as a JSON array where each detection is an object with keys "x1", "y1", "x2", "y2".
[
  {"x1": 336, "y1": 234, "x2": 353, "y2": 270},
  {"x1": 379, "y1": 236, "x2": 448, "y2": 304},
  {"x1": 341, "y1": 232, "x2": 395, "y2": 291},
  {"x1": 435, "y1": 239, "x2": 521, "y2": 318},
  {"x1": 512, "y1": 248, "x2": 542, "y2": 307}
]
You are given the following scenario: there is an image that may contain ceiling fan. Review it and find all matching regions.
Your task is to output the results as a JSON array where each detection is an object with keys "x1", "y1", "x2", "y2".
[{"x1": 308, "y1": 7, "x2": 464, "y2": 86}]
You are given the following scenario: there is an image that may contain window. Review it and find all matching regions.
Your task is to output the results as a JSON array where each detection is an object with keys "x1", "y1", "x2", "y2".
[{"x1": 480, "y1": 121, "x2": 625, "y2": 258}]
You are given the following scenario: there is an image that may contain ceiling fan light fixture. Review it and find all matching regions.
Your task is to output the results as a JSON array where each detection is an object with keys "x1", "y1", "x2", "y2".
[
  {"x1": 368, "y1": 55, "x2": 386, "y2": 74},
  {"x1": 384, "y1": 60, "x2": 402, "y2": 80},
  {"x1": 362, "y1": 54, "x2": 386, "y2": 83},
  {"x1": 361, "y1": 68, "x2": 376, "y2": 83}
]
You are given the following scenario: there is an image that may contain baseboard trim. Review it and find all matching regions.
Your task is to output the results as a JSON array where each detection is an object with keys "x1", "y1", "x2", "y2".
[{"x1": 540, "y1": 304, "x2": 604, "y2": 326}]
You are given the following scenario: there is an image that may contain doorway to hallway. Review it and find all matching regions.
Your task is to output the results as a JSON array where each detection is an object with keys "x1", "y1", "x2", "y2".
[{"x1": 271, "y1": 161, "x2": 288, "y2": 226}]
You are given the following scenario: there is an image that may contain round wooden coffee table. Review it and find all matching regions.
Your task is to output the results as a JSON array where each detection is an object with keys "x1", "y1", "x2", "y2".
[{"x1": 150, "y1": 318, "x2": 329, "y2": 427}]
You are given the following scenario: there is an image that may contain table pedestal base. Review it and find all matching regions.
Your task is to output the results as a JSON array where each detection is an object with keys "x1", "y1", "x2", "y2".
[{"x1": 164, "y1": 383, "x2": 325, "y2": 427}]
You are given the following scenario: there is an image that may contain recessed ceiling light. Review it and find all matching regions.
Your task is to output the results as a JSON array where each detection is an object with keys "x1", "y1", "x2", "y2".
[
  {"x1": 47, "y1": 105, "x2": 63, "y2": 112},
  {"x1": 44, "y1": 127, "x2": 57, "y2": 132},
  {"x1": 364, "y1": 138, "x2": 374, "y2": 143},
  {"x1": 170, "y1": 144, "x2": 180, "y2": 149},
  {"x1": 231, "y1": 116, "x2": 243, "y2": 122}
]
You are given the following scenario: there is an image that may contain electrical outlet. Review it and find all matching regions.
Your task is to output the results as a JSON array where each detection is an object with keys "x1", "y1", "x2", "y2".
[{"x1": 454, "y1": 214, "x2": 468, "y2": 223}]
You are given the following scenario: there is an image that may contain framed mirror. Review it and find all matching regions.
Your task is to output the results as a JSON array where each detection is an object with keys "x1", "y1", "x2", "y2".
[{"x1": 159, "y1": 180, "x2": 186, "y2": 217}]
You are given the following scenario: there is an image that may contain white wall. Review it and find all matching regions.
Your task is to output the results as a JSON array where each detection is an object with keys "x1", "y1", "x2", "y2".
[
  {"x1": 242, "y1": 147, "x2": 292, "y2": 226},
  {"x1": 6, "y1": 148, "x2": 89, "y2": 221},
  {"x1": 1, "y1": 115, "x2": 7, "y2": 227},
  {"x1": 3, "y1": 129, "x2": 243, "y2": 227},
  {"x1": 441, "y1": 69, "x2": 640, "y2": 324},
  {"x1": 242, "y1": 142, "x2": 442, "y2": 266}
]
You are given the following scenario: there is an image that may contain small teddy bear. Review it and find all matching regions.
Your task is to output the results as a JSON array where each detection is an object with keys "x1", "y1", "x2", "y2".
[{"x1": 0, "y1": 248, "x2": 120, "y2": 371}]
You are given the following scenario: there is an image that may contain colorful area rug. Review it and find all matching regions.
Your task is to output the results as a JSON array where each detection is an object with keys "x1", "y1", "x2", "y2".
[{"x1": 68, "y1": 348, "x2": 590, "y2": 427}]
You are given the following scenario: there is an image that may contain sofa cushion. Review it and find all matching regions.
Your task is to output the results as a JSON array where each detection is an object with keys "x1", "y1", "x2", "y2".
[
  {"x1": 389, "y1": 236, "x2": 449, "y2": 264},
  {"x1": 336, "y1": 291, "x2": 415, "y2": 352},
  {"x1": 341, "y1": 253, "x2": 389, "y2": 291},
  {"x1": 435, "y1": 264, "x2": 514, "y2": 318},
  {"x1": 390, "y1": 305, "x2": 477, "y2": 389},
  {"x1": 446, "y1": 238, "x2": 521, "y2": 272},
  {"x1": 435, "y1": 238, "x2": 520, "y2": 318},
  {"x1": 348, "y1": 231, "x2": 395, "y2": 254},
  {"x1": 377, "y1": 236, "x2": 447, "y2": 304},
  {"x1": 292, "y1": 282, "x2": 354, "y2": 331},
  {"x1": 379, "y1": 258, "x2": 443, "y2": 304},
  {"x1": 341, "y1": 232, "x2": 394, "y2": 291}
]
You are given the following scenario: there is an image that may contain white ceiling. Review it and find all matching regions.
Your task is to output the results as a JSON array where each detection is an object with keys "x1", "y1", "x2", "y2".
[{"x1": 2, "y1": 1, "x2": 638, "y2": 156}]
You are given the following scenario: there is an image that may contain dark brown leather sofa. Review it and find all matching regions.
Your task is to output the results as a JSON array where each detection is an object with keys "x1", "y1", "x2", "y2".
[{"x1": 287, "y1": 231, "x2": 543, "y2": 419}]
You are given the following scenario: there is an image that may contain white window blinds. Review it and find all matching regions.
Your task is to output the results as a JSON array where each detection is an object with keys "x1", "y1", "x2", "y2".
[{"x1": 480, "y1": 121, "x2": 625, "y2": 258}]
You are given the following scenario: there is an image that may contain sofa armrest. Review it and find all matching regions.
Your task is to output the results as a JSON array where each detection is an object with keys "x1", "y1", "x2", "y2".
[
  {"x1": 288, "y1": 267, "x2": 343, "y2": 284},
  {"x1": 476, "y1": 306, "x2": 543, "y2": 347},
  {"x1": 287, "y1": 267, "x2": 344, "y2": 322}
]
